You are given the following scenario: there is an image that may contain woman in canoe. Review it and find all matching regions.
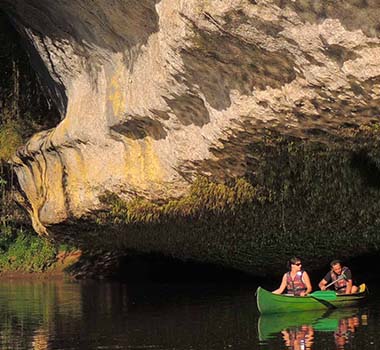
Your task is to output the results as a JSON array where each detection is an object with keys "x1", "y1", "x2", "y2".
[{"x1": 272, "y1": 257, "x2": 312, "y2": 296}]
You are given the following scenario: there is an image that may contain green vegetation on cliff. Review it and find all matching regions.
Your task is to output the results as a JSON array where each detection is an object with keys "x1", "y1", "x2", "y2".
[
  {"x1": 0, "y1": 169, "x2": 59, "y2": 272},
  {"x1": 0, "y1": 227, "x2": 57, "y2": 272}
]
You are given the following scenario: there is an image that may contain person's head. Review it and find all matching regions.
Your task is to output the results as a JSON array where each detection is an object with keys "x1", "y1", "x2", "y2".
[
  {"x1": 330, "y1": 260, "x2": 343, "y2": 275},
  {"x1": 288, "y1": 257, "x2": 302, "y2": 270}
]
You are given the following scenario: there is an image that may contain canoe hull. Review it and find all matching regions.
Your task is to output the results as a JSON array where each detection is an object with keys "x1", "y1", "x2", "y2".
[{"x1": 256, "y1": 285, "x2": 367, "y2": 314}]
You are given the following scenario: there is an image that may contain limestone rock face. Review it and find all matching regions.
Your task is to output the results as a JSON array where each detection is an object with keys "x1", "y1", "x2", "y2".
[{"x1": 1, "y1": 0, "x2": 380, "y2": 234}]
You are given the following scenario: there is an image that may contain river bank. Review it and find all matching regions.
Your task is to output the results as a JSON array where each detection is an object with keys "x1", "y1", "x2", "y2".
[
  {"x1": 0, "y1": 271, "x2": 70, "y2": 280},
  {"x1": 0, "y1": 249, "x2": 81, "y2": 279}
]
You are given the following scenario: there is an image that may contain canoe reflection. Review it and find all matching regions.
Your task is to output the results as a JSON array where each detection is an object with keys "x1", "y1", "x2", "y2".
[
  {"x1": 282, "y1": 325, "x2": 314, "y2": 350},
  {"x1": 258, "y1": 308, "x2": 367, "y2": 349}
]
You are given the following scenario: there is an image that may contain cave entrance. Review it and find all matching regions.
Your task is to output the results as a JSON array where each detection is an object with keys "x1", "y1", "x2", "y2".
[{"x1": 115, "y1": 253, "x2": 256, "y2": 284}]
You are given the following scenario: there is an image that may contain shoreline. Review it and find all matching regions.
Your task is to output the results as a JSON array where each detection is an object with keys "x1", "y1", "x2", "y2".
[
  {"x1": 0, "y1": 270, "x2": 74, "y2": 281},
  {"x1": 0, "y1": 250, "x2": 82, "y2": 281}
]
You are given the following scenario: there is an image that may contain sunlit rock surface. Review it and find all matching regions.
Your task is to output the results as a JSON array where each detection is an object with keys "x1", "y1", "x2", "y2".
[{"x1": 1, "y1": 1, "x2": 380, "y2": 252}]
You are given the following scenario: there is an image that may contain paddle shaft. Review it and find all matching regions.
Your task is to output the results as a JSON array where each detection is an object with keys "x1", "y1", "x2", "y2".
[{"x1": 324, "y1": 274, "x2": 346, "y2": 289}]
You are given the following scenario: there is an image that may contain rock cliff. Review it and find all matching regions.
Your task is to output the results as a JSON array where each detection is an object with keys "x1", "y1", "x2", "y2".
[{"x1": 1, "y1": 0, "x2": 380, "y2": 273}]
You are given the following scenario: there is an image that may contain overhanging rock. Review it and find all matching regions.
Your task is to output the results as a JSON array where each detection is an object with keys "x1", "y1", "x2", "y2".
[{"x1": 0, "y1": 1, "x2": 379, "y2": 272}]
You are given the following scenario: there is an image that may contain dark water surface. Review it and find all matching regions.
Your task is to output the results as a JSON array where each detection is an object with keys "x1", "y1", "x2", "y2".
[{"x1": 0, "y1": 278, "x2": 379, "y2": 350}]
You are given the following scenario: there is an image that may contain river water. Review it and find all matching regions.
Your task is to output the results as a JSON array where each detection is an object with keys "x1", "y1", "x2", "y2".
[{"x1": 0, "y1": 278, "x2": 378, "y2": 350}]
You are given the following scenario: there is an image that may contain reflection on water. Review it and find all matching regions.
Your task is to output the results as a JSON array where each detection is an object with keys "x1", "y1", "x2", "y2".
[
  {"x1": 333, "y1": 314, "x2": 362, "y2": 350},
  {"x1": 259, "y1": 308, "x2": 370, "y2": 350},
  {"x1": 0, "y1": 279, "x2": 378, "y2": 350},
  {"x1": 0, "y1": 280, "x2": 83, "y2": 349},
  {"x1": 282, "y1": 325, "x2": 314, "y2": 350}
]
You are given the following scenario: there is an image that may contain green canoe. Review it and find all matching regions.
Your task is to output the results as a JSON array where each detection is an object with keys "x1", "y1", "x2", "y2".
[{"x1": 256, "y1": 284, "x2": 368, "y2": 314}]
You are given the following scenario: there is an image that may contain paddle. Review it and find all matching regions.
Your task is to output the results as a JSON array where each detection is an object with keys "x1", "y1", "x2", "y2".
[
  {"x1": 313, "y1": 318, "x2": 339, "y2": 331},
  {"x1": 324, "y1": 273, "x2": 347, "y2": 289},
  {"x1": 309, "y1": 273, "x2": 347, "y2": 301},
  {"x1": 309, "y1": 290, "x2": 337, "y2": 301}
]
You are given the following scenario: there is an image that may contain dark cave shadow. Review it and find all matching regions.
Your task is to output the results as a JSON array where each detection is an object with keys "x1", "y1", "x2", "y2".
[{"x1": 350, "y1": 150, "x2": 380, "y2": 189}]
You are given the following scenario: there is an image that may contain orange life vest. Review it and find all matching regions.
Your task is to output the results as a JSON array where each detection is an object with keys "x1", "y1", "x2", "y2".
[
  {"x1": 286, "y1": 270, "x2": 307, "y2": 296},
  {"x1": 331, "y1": 267, "x2": 349, "y2": 292}
]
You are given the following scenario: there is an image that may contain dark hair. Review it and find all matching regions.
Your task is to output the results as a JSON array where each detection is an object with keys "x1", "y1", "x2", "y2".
[
  {"x1": 287, "y1": 256, "x2": 301, "y2": 270},
  {"x1": 330, "y1": 259, "x2": 341, "y2": 267}
]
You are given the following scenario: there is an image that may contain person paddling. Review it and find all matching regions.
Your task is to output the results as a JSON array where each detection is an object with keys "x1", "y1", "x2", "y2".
[
  {"x1": 272, "y1": 257, "x2": 312, "y2": 296},
  {"x1": 318, "y1": 260, "x2": 358, "y2": 294}
]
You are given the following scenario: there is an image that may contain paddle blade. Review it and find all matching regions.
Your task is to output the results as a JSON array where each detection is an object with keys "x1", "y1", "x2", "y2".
[
  {"x1": 310, "y1": 290, "x2": 337, "y2": 300},
  {"x1": 313, "y1": 318, "x2": 339, "y2": 331}
]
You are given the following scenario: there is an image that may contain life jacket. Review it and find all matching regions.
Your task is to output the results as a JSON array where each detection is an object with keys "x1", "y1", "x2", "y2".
[
  {"x1": 331, "y1": 267, "x2": 349, "y2": 293},
  {"x1": 286, "y1": 270, "x2": 307, "y2": 295}
]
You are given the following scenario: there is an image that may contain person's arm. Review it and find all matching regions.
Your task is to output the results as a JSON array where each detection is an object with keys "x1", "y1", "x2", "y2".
[
  {"x1": 319, "y1": 271, "x2": 331, "y2": 290},
  {"x1": 273, "y1": 274, "x2": 287, "y2": 294},
  {"x1": 301, "y1": 271, "x2": 312, "y2": 296},
  {"x1": 319, "y1": 278, "x2": 328, "y2": 290}
]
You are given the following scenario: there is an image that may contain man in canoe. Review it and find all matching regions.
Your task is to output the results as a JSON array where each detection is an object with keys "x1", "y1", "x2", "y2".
[
  {"x1": 318, "y1": 260, "x2": 358, "y2": 294},
  {"x1": 272, "y1": 257, "x2": 312, "y2": 296}
]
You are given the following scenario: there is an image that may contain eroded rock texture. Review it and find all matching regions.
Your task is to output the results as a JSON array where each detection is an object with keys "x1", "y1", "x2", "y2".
[{"x1": 1, "y1": 1, "x2": 380, "y2": 249}]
